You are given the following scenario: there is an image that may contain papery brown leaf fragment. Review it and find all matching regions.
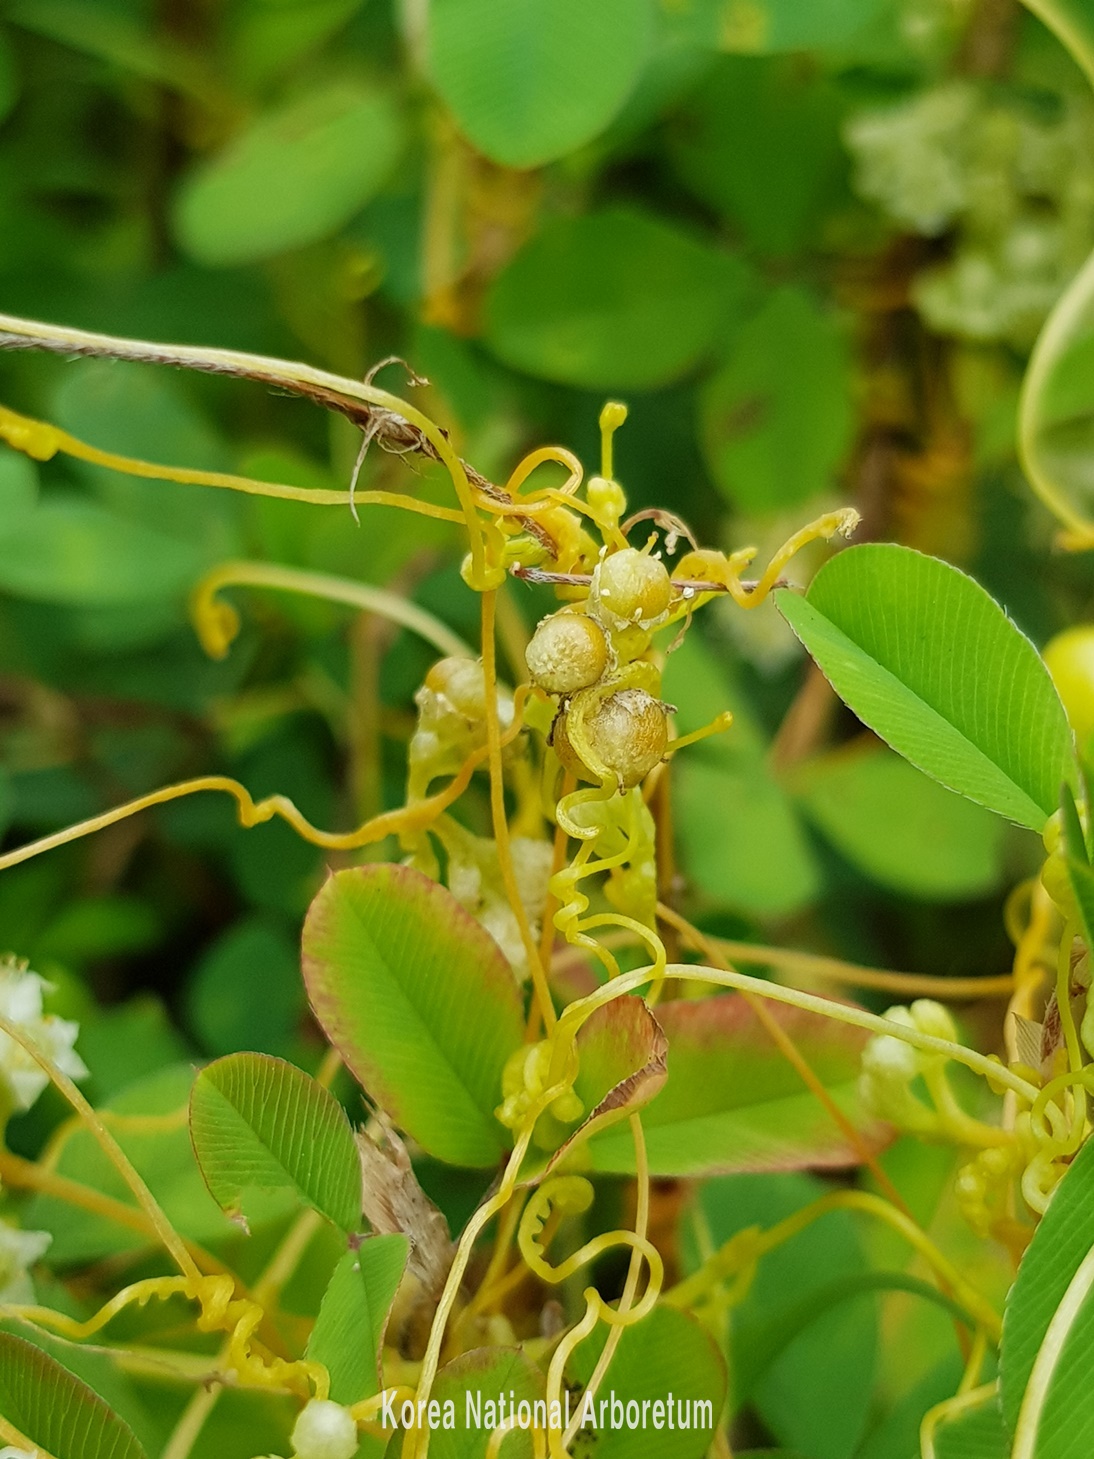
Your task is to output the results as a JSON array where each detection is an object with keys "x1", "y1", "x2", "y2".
[{"x1": 356, "y1": 1112, "x2": 455, "y2": 1300}]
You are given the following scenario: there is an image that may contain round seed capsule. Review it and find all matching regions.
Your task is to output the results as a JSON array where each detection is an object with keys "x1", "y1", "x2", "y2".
[
  {"x1": 423, "y1": 656, "x2": 486, "y2": 719},
  {"x1": 556, "y1": 688, "x2": 668, "y2": 787},
  {"x1": 585, "y1": 689, "x2": 668, "y2": 786},
  {"x1": 525, "y1": 612, "x2": 608, "y2": 695},
  {"x1": 1044, "y1": 625, "x2": 1094, "y2": 746},
  {"x1": 594, "y1": 548, "x2": 672, "y2": 627}
]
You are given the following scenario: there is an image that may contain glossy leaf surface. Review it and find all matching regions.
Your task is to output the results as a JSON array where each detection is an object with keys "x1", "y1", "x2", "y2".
[{"x1": 777, "y1": 544, "x2": 1074, "y2": 829}]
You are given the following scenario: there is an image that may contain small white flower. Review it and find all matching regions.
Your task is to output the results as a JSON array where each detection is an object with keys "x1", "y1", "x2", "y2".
[
  {"x1": 0, "y1": 1221, "x2": 52, "y2": 1305},
  {"x1": 0, "y1": 1446, "x2": 38, "y2": 1458},
  {"x1": 0, "y1": 958, "x2": 88, "y2": 1115}
]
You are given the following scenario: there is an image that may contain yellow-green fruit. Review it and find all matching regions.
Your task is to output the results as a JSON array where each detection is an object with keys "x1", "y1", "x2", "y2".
[
  {"x1": 525, "y1": 612, "x2": 608, "y2": 695},
  {"x1": 556, "y1": 689, "x2": 668, "y2": 787},
  {"x1": 424, "y1": 657, "x2": 486, "y2": 719},
  {"x1": 594, "y1": 548, "x2": 672, "y2": 627},
  {"x1": 1044, "y1": 626, "x2": 1094, "y2": 746}
]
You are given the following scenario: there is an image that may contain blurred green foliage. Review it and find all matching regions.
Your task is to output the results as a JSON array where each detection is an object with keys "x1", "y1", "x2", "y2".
[{"x1": 1, "y1": 1, "x2": 1093, "y2": 1454}]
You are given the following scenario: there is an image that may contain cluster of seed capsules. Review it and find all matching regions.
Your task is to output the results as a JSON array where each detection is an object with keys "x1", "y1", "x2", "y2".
[{"x1": 523, "y1": 544, "x2": 684, "y2": 793}]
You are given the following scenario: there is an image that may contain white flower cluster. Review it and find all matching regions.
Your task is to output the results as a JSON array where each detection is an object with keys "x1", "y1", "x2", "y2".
[
  {"x1": 859, "y1": 999, "x2": 956, "y2": 1129},
  {"x1": 0, "y1": 1220, "x2": 51, "y2": 1305},
  {"x1": 845, "y1": 81, "x2": 1094, "y2": 344},
  {"x1": 0, "y1": 957, "x2": 88, "y2": 1118}
]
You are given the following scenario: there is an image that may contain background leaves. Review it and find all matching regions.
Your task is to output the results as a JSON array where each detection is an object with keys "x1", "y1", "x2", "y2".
[{"x1": 426, "y1": 0, "x2": 654, "y2": 167}]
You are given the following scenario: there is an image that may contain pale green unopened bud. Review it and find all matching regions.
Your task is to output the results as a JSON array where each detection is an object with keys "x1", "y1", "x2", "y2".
[{"x1": 291, "y1": 1400, "x2": 358, "y2": 1459}]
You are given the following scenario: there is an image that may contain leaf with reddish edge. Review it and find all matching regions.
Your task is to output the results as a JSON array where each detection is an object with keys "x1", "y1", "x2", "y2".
[
  {"x1": 540, "y1": 995, "x2": 667, "y2": 1167},
  {"x1": 302, "y1": 864, "x2": 525, "y2": 1168},
  {"x1": 582, "y1": 994, "x2": 889, "y2": 1177}
]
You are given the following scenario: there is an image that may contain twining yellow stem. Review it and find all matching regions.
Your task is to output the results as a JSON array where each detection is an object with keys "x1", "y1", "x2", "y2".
[
  {"x1": 481, "y1": 589, "x2": 556, "y2": 1033},
  {"x1": 160, "y1": 1209, "x2": 326, "y2": 1459},
  {"x1": 0, "y1": 1413, "x2": 56, "y2": 1458},
  {"x1": 0, "y1": 1149, "x2": 231, "y2": 1274},
  {"x1": 558, "y1": 964, "x2": 1040, "y2": 1104},
  {"x1": 703, "y1": 931, "x2": 1016, "y2": 1001},
  {"x1": 560, "y1": 1113, "x2": 652, "y2": 1447},
  {"x1": 191, "y1": 560, "x2": 473, "y2": 661},
  {"x1": 0, "y1": 401, "x2": 464, "y2": 522},
  {"x1": 658, "y1": 903, "x2": 916, "y2": 1217},
  {"x1": 0, "y1": 1011, "x2": 198, "y2": 1283},
  {"x1": 0, "y1": 744, "x2": 488, "y2": 873},
  {"x1": 667, "y1": 1188, "x2": 1002, "y2": 1342},
  {"x1": 0, "y1": 312, "x2": 492, "y2": 582},
  {"x1": 920, "y1": 1380, "x2": 998, "y2": 1459},
  {"x1": 408, "y1": 1130, "x2": 536, "y2": 1459}
]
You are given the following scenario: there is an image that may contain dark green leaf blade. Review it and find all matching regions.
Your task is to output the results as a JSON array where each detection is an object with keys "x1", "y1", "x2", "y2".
[
  {"x1": 302, "y1": 865, "x2": 525, "y2": 1168},
  {"x1": 0, "y1": 1332, "x2": 147, "y2": 1459},
  {"x1": 485, "y1": 207, "x2": 750, "y2": 391},
  {"x1": 776, "y1": 544, "x2": 1074, "y2": 829},
  {"x1": 1001, "y1": 1134, "x2": 1094, "y2": 1447},
  {"x1": 190, "y1": 1053, "x2": 362, "y2": 1233}
]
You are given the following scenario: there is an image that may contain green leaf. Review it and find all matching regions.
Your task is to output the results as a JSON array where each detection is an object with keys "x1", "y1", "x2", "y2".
[
  {"x1": 0, "y1": 497, "x2": 205, "y2": 606},
  {"x1": 669, "y1": 56, "x2": 847, "y2": 256},
  {"x1": 185, "y1": 915, "x2": 304, "y2": 1058},
  {"x1": 426, "y1": 0, "x2": 654, "y2": 167},
  {"x1": 484, "y1": 207, "x2": 750, "y2": 391},
  {"x1": 0, "y1": 26, "x2": 17, "y2": 124},
  {"x1": 776, "y1": 544, "x2": 1075, "y2": 830},
  {"x1": 789, "y1": 746, "x2": 1005, "y2": 900},
  {"x1": 50, "y1": 358, "x2": 237, "y2": 554},
  {"x1": 720, "y1": 0, "x2": 892, "y2": 52},
  {"x1": 688, "y1": 1172, "x2": 877, "y2": 1459},
  {"x1": 190, "y1": 1052, "x2": 362, "y2": 1233},
  {"x1": 306, "y1": 1236, "x2": 409, "y2": 1404},
  {"x1": 24, "y1": 1065, "x2": 265, "y2": 1265},
  {"x1": 0, "y1": 1317, "x2": 161, "y2": 1457},
  {"x1": 0, "y1": 1332, "x2": 147, "y2": 1459},
  {"x1": 1000, "y1": 1133, "x2": 1094, "y2": 1452},
  {"x1": 429, "y1": 1347, "x2": 545, "y2": 1459},
  {"x1": 582, "y1": 995, "x2": 886, "y2": 1178},
  {"x1": 228, "y1": 0, "x2": 365, "y2": 90},
  {"x1": 567, "y1": 1305, "x2": 726, "y2": 1459},
  {"x1": 0, "y1": 443, "x2": 35, "y2": 517},
  {"x1": 172, "y1": 82, "x2": 403, "y2": 266},
  {"x1": 5, "y1": 1, "x2": 214, "y2": 101},
  {"x1": 699, "y1": 286, "x2": 854, "y2": 513},
  {"x1": 931, "y1": 1391, "x2": 1008, "y2": 1459},
  {"x1": 302, "y1": 864, "x2": 525, "y2": 1168},
  {"x1": 664, "y1": 633, "x2": 819, "y2": 917}
]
